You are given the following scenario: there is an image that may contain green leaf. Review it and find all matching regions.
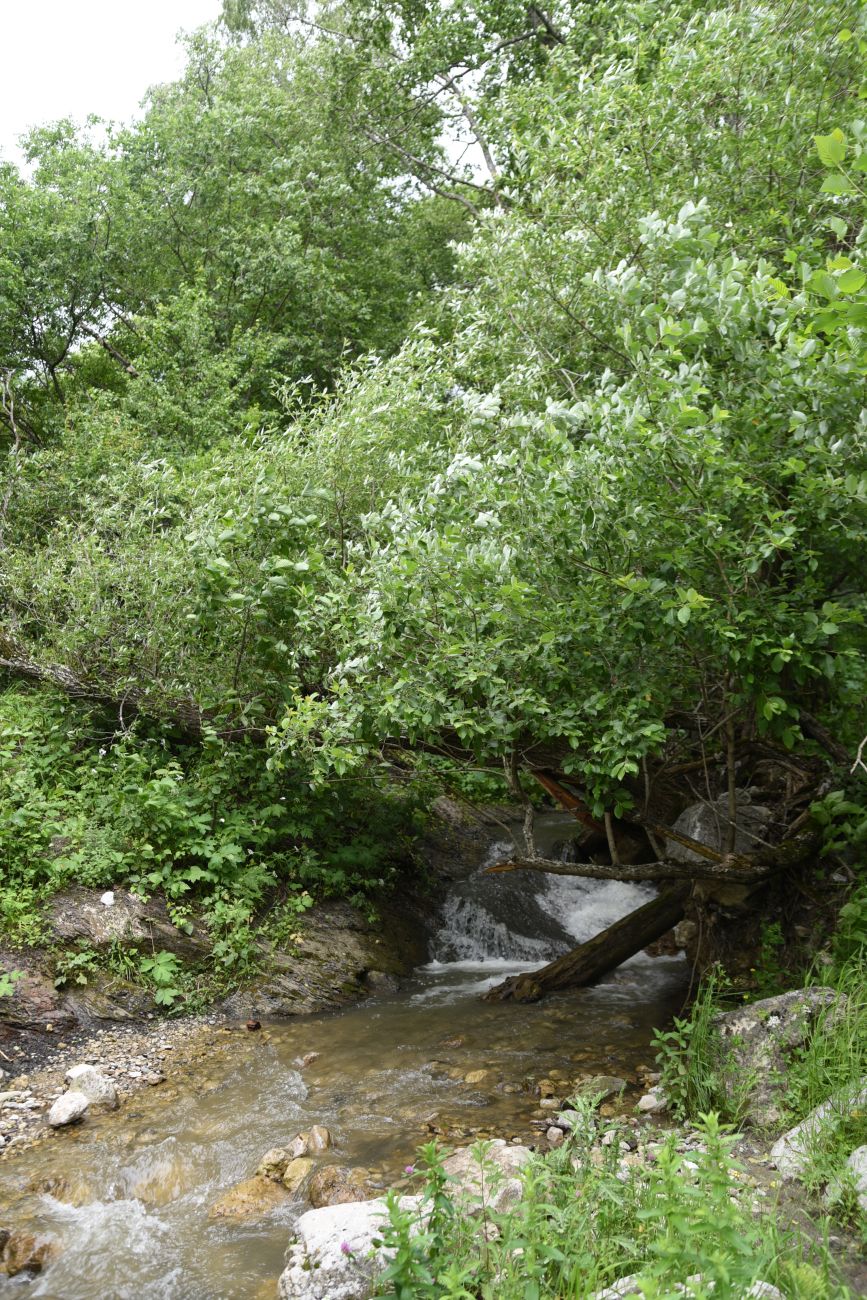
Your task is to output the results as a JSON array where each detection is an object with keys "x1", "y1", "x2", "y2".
[
  {"x1": 838, "y1": 268, "x2": 866, "y2": 294},
  {"x1": 815, "y1": 131, "x2": 847, "y2": 167},
  {"x1": 677, "y1": 605, "x2": 691, "y2": 625},
  {"x1": 826, "y1": 216, "x2": 848, "y2": 239},
  {"x1": 809, "y1": 270, "x2": 838, "y2": 300},
  {"x1": 820, "y1": 173, "x2": 855, "y2": 195}
]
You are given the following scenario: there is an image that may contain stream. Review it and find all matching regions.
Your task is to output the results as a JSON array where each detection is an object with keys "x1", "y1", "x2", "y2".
[{"x1": 0, "y1": 815, "x2": 687, "y2": 1299}]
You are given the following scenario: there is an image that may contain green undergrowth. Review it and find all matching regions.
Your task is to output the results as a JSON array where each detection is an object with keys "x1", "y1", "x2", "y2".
[
  {"x1": 373, "y1": 1111, "x2": 852, "y2": 1299},
  {"x1": 653, "y1": 954, "x2": 867, "y2": 1245},
  {"x1": 0, "y1": 683, "x2": 425, "y2": 991}
]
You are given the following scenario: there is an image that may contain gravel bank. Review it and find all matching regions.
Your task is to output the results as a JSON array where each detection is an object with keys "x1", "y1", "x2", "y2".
[{"x1": 0, "y1": 1014, "x2": 258, "y2": 1156}]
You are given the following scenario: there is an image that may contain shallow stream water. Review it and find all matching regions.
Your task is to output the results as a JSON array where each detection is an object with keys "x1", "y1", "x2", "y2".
[{"x1": 0, "y1": 815, "x2": 687, "y2": 1299}]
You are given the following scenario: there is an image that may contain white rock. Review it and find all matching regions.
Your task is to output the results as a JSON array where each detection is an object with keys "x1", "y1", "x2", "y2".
[
  {"x1": 555, "y1": 1110, "x2": 595, "y2": 1138},
  {"x1": 637, "y1": 1092, "x2": 667, "y2": 1113},
  {"x1": 770, "y1": 1080, "x2": 867, "y2": 1179},
  {"x1": 590, "y1": 1277, "x2": 783, "y2": 1299},
  {"x1": 278, "y1": 1196, "x2": 424, "y2": 1300},
  {"x1": 64, "y1": 1064, "x2": 119, "y2": 1110},
  {"x1": 441, "y1": 1140, "x2": 533, "y2": 1214},
  {"x1": 100, "y1": 891, "x2": 115, "y2": 907},
  {"x1": 48, "y1": 1090, "x2": 89, "y2": 1127},
  {"x1": 546, "y1": 1126, "x2": 565, "y2": 1148},
  {"x1": 846, "y1": 1145, "x2": 867, "y2": 1212}
]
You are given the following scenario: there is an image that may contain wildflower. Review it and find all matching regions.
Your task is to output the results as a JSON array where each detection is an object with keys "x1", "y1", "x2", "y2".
[
  {"x1": 404, "y1": 1165, "x2": 415, "y2": 1175},
  {"x1": 340, "y1": 1241, "x2": 352, "y2": 1256}
]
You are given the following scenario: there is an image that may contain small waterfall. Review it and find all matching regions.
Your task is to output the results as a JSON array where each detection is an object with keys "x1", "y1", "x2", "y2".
[
  {"x1": 429, "y1": 834, "x2": 575, "y2": 964},
  {"x1": 424, "y1": 813, "x2": 659, "y2": 993}
]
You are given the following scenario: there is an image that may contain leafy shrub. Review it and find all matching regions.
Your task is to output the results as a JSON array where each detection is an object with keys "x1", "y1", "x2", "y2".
[{"x1": 373, "y1": 1111, "x2": 851, "y2": 1298}]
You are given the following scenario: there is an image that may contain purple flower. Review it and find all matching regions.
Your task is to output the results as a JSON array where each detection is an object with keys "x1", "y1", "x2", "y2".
[
  {"x1": 340, "y1": 1241, "x2": 352, "y2": 1256},
  {"x1": 404, "y1": 1165, "x2": 415, "y2": 1175}
]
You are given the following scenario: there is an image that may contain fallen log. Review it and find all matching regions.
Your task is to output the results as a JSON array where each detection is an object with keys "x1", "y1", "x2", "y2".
[
  {"x1": 0, "y1": 634, "x2": 267, "y2": 743},
  {"x1": 484, "y1": 884, "x2": 691, "y2": 1003},
  {"x1": 484, "y1": 830, "x2": 820, "y2": 886}
]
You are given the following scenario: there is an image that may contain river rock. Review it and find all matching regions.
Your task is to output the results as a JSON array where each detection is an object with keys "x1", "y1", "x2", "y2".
[
  {"x1": 307, "y1": 1124, "x2": 332, "y2": 1152},
  {"x1": 126, "y1": 1157, "x2": 194, "y2": 1208},
  {"x1": 256, "y1": 1147, "x2": 293, "y2": 1181},
  {"x1": 47, "y1": 1090, "x2": 89, "y2": 1127},
  {"x1": 64, "y1": 1064, "x2": 118, "y2": 1111},
  {"x1": 0, "y1": 1230, "x2": 60, "y2": 1278},
  {"x1": 209, "y1": 1174, "x2": 290, "y2": 1220},
  {"x1": 308, "y1": 1165, "x2": 374, "y2": 1208},
  {"x1": 283, "y1": 1158, "x2": 315, "y2": 1194},
  {"x1": 637, "y1": 1092, "x2": 667, "y2": 1114},
  {"x1": 48, "y1": 886, "x2": 210, "y2": 960},
  {"x1": 770, "y1": 1079, "x2": 867, "y2": 1179},
  {"x1": 546, "y1": 1126, "x2": 565, "y2": 1148},
  {"x1": 278, "y1": 1196, "x2": 424, "y2": 1300},
  {"x1": 573, "y1": 1075, "x2": 627, "y2": 1102},
  {"x1": 441, "y1": 1140, "x2": 533, "y2": 1213},
  {"x1": 364, "y1": 970, "x2": 399, "y2": 993},
  {"x1": 665, "y1": 797, "x2": 774, "y2": 865},
  {"x1": 713, "y1": 987, "x2": 846, "y2": 1128}
]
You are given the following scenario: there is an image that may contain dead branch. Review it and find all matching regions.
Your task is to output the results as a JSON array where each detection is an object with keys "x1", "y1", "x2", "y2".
[{"x1": 485, "y1": 828, "x2": 819, "y2": 886}]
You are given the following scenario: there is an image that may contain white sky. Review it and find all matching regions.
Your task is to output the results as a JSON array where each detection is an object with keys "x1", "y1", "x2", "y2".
[{"x1": 1, "y1": 0, "x2": 221, "y2": 163}]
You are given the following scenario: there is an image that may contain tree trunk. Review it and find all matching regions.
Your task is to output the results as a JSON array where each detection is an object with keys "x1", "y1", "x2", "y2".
[{"x1": 484, "y1": 884, "x2": 690, "y2": 1003}]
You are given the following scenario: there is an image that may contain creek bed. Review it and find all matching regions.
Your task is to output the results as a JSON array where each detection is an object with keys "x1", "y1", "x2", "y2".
[{"x1": 0, "y1": 815, "x2": 687, "y2": 1298}]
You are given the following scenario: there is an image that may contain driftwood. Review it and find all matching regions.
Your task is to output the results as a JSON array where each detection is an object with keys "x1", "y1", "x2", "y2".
[{"x1": 484, "y1": 885, "x2": 691, "y2": 1002}]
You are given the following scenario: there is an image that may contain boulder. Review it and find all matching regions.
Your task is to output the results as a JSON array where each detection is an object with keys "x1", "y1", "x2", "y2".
[
  {"x1": 49, "y1": 886, "x2": 210, "y2": 960},
  {"x1": 666, "y1": 798, "x2": 773, "y2": 865},
  {"x1": 221, "y1": 898, "x2": 427, "y2": 1020},
  {"x1": 441, "y1": 1141, "x2": 533, "y2": 1214},
  {"x1": 47, "y1": 1090, "x2": 89, "y2": 1128},
  {"x1": 278, "y1": 1196, "x2": 424, "y2": 1300},
  {"x1": 64, "y1": 1064, "x2": 118, "y2": 1111},
  {"x1": 713, "y1": 987, "x2": 845, "y2": 1127},
  {"x1": 364, "y1": 970, "x2": 399, "y2": 993},
  {"x1": 62, "y1": 980, "x2": 156, "y2": 1023},
  {"x1": 770, "y1": 1080, "x2": 867, "y2": 1179},
  {"x1": 308, "y1": 1165, "x2": 374, "y2": 1208},
  {"x1": 552, "y1": 1108, "x2": 597, "y2": 1137},
  {"x1": 208, "y1": 1175, "x2": 290, "y2": 1221}
]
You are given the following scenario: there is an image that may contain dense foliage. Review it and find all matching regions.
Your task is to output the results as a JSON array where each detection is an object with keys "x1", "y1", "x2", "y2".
[{"x1": 1, "y1": 0, "x2": 865, "y2": 960}]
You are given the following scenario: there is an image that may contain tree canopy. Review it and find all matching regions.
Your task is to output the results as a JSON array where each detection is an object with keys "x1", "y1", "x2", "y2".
[{"x1": 0, "y1": 0, "x2": 865, "y2": 949}]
